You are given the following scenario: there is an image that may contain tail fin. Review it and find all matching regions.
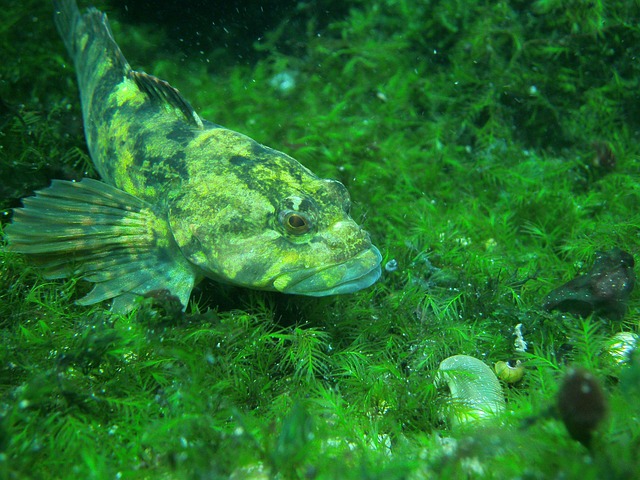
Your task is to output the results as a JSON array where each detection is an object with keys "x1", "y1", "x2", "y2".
[
  {"x1": 52, "y1": 0, "x2": 81, "y2": 60},
  {"x1": 6, "y1": 179, "x2": 196, "y2": 313},
  {"x1": 53, "y1": 0, "x2": 130, "y2": 86}
]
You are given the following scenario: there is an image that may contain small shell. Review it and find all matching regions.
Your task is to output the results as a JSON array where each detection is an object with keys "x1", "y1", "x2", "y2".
[
  {"x1": 384, "y1": 259, "x2": 398, "y2": 272},
  {"x1": 607, "y1": 332, "x2": 638, "y2": 364},
  {"x1": 495, "y1": 360, "x2": 525, "y2": 384},
  {"x1": 436, "y1": 354, "x2": 506, "y2": 426}
]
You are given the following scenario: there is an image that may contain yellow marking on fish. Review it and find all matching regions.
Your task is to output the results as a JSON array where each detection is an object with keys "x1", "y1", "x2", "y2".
[
  {"x1": 79, "y1": 32, "x2": 89, "y2": 51},
  {"x1": 114, "y1": 78, "x2": 145, "y2": 108},
  {"x1": 114, "y1": 148, "x2": 139, "y2": 193}
]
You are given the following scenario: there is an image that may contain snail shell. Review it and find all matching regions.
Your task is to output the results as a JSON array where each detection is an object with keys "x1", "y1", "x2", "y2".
[
  {"x1": 607, "y1": 332, "x2": 638, "y2": 364},
  {"x1": 494, "y1": 360, "x2": 525, "y2": 383},
  {"x1": 436, "y1": 354, "x2": 506, "y2": 426}
]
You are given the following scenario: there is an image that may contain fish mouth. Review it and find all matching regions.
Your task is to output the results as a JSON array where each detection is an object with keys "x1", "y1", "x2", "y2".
[{"x1": 272, "y1": 246, "x2": 382, "y2": 296}]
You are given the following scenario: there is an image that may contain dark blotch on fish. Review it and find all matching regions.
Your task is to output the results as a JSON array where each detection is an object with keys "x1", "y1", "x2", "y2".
[
  {"x1": 543, "y1": 248, "x2": 635, "y2": 320},
  {"x1": 229, "y1": 155, "x2": 253, "y2": 167}
]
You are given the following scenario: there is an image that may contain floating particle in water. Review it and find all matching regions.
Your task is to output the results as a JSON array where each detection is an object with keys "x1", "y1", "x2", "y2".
[{"x1": 385, "y1": 259, "x2": 398, "y2": 272}]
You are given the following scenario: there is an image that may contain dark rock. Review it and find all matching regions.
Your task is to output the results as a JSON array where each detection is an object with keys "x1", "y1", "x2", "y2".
[{"x1": 543, "y1": 248, "x2": 635, "y2": 320}]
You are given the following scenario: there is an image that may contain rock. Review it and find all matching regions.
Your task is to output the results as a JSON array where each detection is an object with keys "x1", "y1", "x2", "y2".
[{"x1": 543, "y1": 248, "x2": 635, "y2": 320}]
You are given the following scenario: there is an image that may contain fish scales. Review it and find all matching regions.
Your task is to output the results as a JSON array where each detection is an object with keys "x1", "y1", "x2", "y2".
[{"x1": 4, "y1": 0, "x2": 382, "y2": 312}]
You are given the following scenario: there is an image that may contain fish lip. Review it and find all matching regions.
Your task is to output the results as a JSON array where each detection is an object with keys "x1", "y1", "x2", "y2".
[{"x1": 273, "y1": 246, "x2": 382, "y2": 296}]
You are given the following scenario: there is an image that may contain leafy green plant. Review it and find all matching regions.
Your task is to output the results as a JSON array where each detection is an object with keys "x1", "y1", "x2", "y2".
[{"x1": 1, "y1": 0, "x2": 639, "y2": 478}]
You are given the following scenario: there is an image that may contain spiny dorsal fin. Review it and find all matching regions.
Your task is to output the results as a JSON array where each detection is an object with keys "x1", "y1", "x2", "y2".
[
  {"x1": 6, "y1": 178, "x2": 197, "y2": 313},
  {"x1": 131, "y1": 70, "x2": 204, "y2": 129}
]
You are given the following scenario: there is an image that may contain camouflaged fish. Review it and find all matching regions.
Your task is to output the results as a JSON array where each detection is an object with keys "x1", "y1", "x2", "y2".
[{"x1": 5, "y1": 0, "x2": 382, "y2": 312}]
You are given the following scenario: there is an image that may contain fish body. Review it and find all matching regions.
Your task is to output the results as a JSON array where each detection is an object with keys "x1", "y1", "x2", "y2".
[{"x1": 5, "y1": 0, "x2": 381, "y2": 312}]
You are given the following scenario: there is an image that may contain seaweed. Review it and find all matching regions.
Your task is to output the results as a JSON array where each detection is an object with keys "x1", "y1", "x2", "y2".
[{"x1": 1, "y1": 0, "x2": 639, "y2": 478}]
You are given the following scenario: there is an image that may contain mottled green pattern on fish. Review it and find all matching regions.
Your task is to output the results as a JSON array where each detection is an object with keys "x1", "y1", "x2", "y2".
[
  {"x1": 55, "y1": 0, "x2": 202, "y2": 201},
  {"x1": 5, "y1": 0, "x2": 381, "y2": 312}
]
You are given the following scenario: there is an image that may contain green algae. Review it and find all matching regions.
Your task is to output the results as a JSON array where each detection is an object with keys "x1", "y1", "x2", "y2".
[{"x1": 1, "y1": 0, "x2": 639, "y2": 478}]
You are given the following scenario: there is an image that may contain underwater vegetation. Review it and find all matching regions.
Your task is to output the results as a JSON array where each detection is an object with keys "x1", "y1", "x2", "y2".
[{"x1": 1, "y1": 0, "x2": 639, "y2": 478}]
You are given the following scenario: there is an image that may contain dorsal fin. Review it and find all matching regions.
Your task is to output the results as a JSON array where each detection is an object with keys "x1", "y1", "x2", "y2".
[{"x1": 131, "y1": 70, "x2": 204, "y2": 129}]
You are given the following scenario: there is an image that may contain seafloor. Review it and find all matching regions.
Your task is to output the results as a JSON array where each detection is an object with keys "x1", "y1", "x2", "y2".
[{"x1": 1, "y1": 0, "x2": 639, "y2": 478}]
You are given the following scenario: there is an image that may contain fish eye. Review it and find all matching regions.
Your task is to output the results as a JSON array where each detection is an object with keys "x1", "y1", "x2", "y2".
[{"x1": 280, "y1": 210, "x2": 312, "y2": 235}]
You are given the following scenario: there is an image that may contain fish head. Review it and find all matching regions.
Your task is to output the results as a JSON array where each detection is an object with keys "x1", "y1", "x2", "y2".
[
  {"x1": 265, "y1": 178, "x2": 383, "y2": 296},
  {"x1": 168, "y1": 147, "x2": 381, "y2": 296}
]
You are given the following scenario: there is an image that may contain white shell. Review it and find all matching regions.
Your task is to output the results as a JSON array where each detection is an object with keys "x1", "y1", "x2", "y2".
[
  {"x1": 608, "y1": 332, "x2": 638, "y2": 364},
  {"x1": 436, "y1": 354, "x2": 506, "y2": 426}
]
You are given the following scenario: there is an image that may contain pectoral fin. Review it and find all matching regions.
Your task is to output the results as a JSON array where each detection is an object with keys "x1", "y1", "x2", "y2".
[{"x1": 5, "y1": 178, "x2": 196, "y2": 312}]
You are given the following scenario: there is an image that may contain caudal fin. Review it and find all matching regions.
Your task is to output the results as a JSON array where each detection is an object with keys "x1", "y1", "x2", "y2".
[
  {"x1": 6, "y1": 179, "x2": 196, "y2": 312},
  {"x1": 53, "y1": 0, "x2": 130, "y2": 91}
]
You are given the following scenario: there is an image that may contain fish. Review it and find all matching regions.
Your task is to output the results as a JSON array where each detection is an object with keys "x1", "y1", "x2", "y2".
[{"x1": 4, "y1": 0, "x2": 382, "y2": 312}]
